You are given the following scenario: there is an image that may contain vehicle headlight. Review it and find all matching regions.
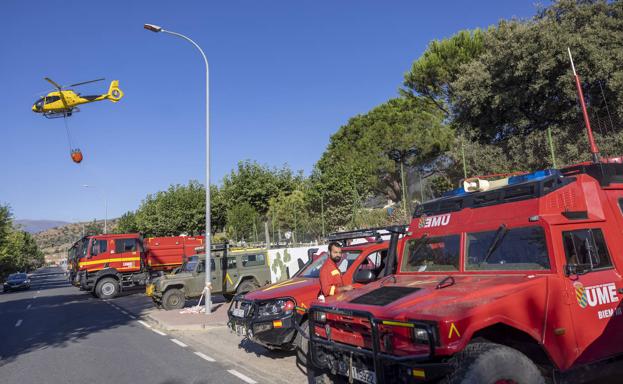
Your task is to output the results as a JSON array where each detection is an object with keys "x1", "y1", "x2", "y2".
[
  {"x1": 314, "y1": 311, "x2": 327, "y2": 323},
  {"x1": 412, "y1": 327, "x2": 430, "y2": 345},
  {"x1": 258, "y1": 298, "x2": 295, "y2": 317}
]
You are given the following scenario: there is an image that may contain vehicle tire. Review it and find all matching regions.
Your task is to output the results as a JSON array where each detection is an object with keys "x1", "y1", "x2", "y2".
[
  {"x1": 295, "y1": 319, "x2": 309, "y2": 367},
  {"x1": 308, "y1": 366, "x2": 342, "y2": 384},
  {"x1": 161, "y1": 288, "x2": 185, "y2": 310},
  {"x1": 223, "y1": 293, "x2": 235, "y2": 302},
  {"x1": 90, "y1": 291, "x2": 98, "y2": 298},
  {"x1": 441, "y1": 342, "x2": 545, "y2": 384},
  {"x1": 236, "y1": 280, "x2": 259, "y2": 295},
  {"x1": 95, "y1": 277, "x2": 120, "y2": 299}
]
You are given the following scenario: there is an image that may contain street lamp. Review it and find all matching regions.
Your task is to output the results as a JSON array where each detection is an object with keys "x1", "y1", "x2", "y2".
[
  {"x1": 82, "y1": 184, "x2": 108, "y2": 234},
  {"x1": 144, "y1": 23, "x2": 213, "y2": 315}
]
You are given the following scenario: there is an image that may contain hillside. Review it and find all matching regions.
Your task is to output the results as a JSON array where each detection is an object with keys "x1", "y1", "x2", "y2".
[
  {"x1": 14, "y1": 219, "x2": 70, "y2": 234},
  {"x1": 33, "y1": 219, "x2": 118, "y2": 263}
]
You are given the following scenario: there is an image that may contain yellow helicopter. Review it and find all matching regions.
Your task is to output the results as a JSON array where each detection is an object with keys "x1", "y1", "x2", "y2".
[{"x1": 32, "y1": 77, "x2": 123, "y2": 118}]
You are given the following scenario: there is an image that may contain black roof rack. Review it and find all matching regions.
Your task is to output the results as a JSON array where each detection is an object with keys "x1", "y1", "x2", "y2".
[
  {"x1": 194, "y1": 242, "x2": 229, "y2": 253},
  {"x1": 326, "y1": 225, "x2": 408, "y2": 243}
]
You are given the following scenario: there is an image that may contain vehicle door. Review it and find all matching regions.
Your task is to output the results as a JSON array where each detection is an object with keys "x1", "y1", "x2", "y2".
[
  {"x1": 335, "y1": 249, "x2": 366, "y2": 285},
  {"x1": 210, "y1": 257, "x2": 223, "y2": 294},
  {"x1": 222, "y1": 255, "x2": 238, "y2": 293},
  {"x1": 86, "y1": 237, "x2": 110, "y2": 271},
  {"x1": 186, "y1": 258, "x2": 206, "y2": 297},
  {"x1": 349, "y1": 249, "x2": 388, "y2": 286},
  {"x1": 112, "y1": 238, "x2": 142, "y2": 272},
  {"x1": 559, "y1": 225, "x2": 623, "y2": 362},
  {"x1": 240, "y1": 252, "x2": 270, "y2": 287}
]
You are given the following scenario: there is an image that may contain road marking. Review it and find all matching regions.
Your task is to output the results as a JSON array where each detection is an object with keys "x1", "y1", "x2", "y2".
[
  {"x1": 227, "y1": 369, "x2": 257, "y2": 384},
  {"x1": 137, "y1": 320, "x2": 152, "y2": 329},
  {"x1": 194, "y1": 351, "x2": 216, "y2": 362},
  {"x1": 151, "y1": 329, "x2": 166, "y2": 336},
  {"x1": 26, "y1": 304, "x2": 32, "y2": 310},
  {"x1": 170, "y1": 338, "x2": 187, "y2": 348},
  {"x1": 15, "y1": 319, "x2": 22, "y2": 327}
]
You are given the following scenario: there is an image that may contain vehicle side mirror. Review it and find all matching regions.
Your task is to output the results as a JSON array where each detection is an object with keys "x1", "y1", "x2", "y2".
[
  {"x1": 354, "y1": 269, "x2": 376, "y2": 284},
  {"x1": 564, "y1": 263, "x2": 589, "y2": 277}
]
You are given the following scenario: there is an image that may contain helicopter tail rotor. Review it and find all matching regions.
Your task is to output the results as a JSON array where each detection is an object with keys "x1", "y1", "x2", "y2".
[{"x1": 107, "y1": 80, "x2": 123, "y2": 102}]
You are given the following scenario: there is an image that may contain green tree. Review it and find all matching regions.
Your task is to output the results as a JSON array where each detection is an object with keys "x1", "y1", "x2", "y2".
[
  {"x1": 402, "y1": 29, "x2": 485, "y2": 115},
  {"x1": 226, "y1": 202, "x2": 259, "y2": 242},
  {"x1": 134, "y1": 181, "x2": 206, "y2": 237},
  {"x1": 221, "y1": 160, "x2": 304, "y2": 216},
  {"x1": 314, "y1": 97, "x2": 453, "y2": 228},
  {"x1": 452, "y1": 0, "x2": 623, "y2": 145},
  {"x1": 114, "y1": 211, "x2": 139, "y2": 234}
]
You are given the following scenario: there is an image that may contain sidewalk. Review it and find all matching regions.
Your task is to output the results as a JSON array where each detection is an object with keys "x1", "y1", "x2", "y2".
[{"x1": 147, "y1": 301, "x2": 230, "y2": 331}]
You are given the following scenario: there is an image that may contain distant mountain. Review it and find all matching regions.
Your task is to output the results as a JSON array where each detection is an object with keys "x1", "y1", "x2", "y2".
[{"x1": 14, "y1": 219, "x2": 70, "y2": 234}]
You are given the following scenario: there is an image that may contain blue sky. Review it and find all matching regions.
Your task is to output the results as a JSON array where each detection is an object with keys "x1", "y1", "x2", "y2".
[{"x1": 0, "y1": 0, "x2": 540, "y2": 222}]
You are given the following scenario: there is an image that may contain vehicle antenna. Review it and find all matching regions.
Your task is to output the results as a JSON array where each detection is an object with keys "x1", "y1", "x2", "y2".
[
  {"x1": 598, "y1": 80, "x2": 616, "y2": 134},
  {"x1": 568, "y1": 47, "x2": 600, "y2": 163}
]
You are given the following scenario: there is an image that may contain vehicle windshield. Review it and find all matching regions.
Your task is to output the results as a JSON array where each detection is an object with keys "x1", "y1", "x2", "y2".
[
  {"x1": 466, "y1": 226, "x2": 549, "y2": 270},
  {"x1": 9, "y1": 273, "x2": 27, "y2": 280},
  {"x1": 401, "y1": 235, "x2": 461, "y2": 272},
  {"x1": 180, "y1": 256, "x2": 200, "y2": 273},
  {"x1": 299, "y1": 250, "x2": 362, "y2": 278}
]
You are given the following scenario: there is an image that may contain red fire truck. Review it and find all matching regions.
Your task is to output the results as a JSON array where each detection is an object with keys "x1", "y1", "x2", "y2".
[
  {"x1": 70, "y1": 233, "x2": 204, "y2": 299},
  {"x1": 308, "y1": 54, "x2": 623, "y2": 383}
]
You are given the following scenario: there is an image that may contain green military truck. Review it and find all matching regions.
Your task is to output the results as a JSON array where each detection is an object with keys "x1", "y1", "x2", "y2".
[{"x1": 147, "y1": 244, "x2": 272, "y2": 310}]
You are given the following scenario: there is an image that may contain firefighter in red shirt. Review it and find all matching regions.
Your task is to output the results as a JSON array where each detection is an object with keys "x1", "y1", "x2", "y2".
[{"x1": 319, "y1": 242, "x2": 353, "y2": 297}]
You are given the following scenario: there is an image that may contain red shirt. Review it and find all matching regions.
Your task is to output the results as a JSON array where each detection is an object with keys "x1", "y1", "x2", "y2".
[{"x1": 319, "y1": 257, "x2": 344, "y2": 296}]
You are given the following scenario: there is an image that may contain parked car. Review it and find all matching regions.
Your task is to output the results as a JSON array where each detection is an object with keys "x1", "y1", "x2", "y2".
[{"x1": 3, "y1": 273, "x2": 31, "y2": 292}]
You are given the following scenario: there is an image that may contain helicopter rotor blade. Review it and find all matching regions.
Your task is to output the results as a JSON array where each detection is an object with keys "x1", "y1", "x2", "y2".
[
  {"x1": 44, "y1": 77, "x2": 63, "y2": 90},
  {"x1": 69, "y1": 78, "x2": 105, "y2": 87}
]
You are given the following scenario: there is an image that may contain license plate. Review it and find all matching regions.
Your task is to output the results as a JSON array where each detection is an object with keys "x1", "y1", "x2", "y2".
[
  {"x1": 235, "y1": 324, "x2": 246, "y2": 336},
  {"x1": 351, "y1": 366, "x2": 376, "y2": 384},
  {"x1": 232, "y1": 308, "x2": 245, "y2": 317}
]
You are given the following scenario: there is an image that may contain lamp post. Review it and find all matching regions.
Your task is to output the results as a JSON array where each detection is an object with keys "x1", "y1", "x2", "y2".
[
  {"x1": 144, "y1": 23, "x2": 213, "y2": 315},
  {"x1": 82, "y1": 185, "x2": 107, "y2": 234}
]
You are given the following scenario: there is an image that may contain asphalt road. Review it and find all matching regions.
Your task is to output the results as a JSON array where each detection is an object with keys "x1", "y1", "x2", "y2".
[{"x1": 0, "y1": 267, "x2": 250, "y2": 384}]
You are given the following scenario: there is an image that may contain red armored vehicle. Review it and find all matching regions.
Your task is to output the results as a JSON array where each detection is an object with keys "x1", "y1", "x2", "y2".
[
  {"x1": 228, "y1": 227, "x2": 406, "y2": 360},
  {"x1": 310, "y1": 160, "x2": 623, "y2": 384},
  {"x1": 309, "y1": 55, "x2": 623, "y2": 383},
  {"x1": 71, "y1": 233, "x2": 204, "y2": 299}
]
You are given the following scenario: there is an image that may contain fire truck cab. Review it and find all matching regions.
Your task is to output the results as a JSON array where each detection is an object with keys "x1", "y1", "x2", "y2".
[{"x1": 309, "y1": 160, "x2": 623, "y2": 384}]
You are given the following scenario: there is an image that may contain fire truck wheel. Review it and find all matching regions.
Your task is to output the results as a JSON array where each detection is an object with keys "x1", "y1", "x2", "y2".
[
  {"x1": 95, "y1": 277, "x2": 119, "y2": 299},
  {"x1": 236, "y1": 280, "x2": 259, "y2": 295},
  {"x1": 162, "y1": 288, "x2": 185, "y2": 310},
  {"x1": 295, "y1": 319, "x2": 309, "y2": 366},
  {"x1": 309, "y1": 366, "x2": 342, "y2": 384},
  {"x1": 441, "y1": 342, "x2": 545, "y2": 384}
]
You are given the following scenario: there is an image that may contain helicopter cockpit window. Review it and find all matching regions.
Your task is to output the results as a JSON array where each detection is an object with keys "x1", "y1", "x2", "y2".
[{"x1": 44, "y1": 96, "x2": 60, "y2": 104}]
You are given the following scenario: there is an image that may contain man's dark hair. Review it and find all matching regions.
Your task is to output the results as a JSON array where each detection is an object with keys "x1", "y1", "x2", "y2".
[{"x1": 328, "y1": 242, "x2": 342, "y2": 252}]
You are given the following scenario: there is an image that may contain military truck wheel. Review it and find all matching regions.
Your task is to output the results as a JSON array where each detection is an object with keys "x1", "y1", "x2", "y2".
[
  {"x1": 95, "y1": 277, "x2": 119, "y2": 299},
  {"x1": 90, "y1": 290, "x2": 98, "y2": 298},
  {"x1": 236, "y1": 280, "x2": 259, "y2": 295},
  {"x1": 162, "y1": 288, "x2": 185, "y2": 310},
  {"x1": 295, "y1": 319, "x2": 309, "y2": 366},
  {"x1": 441, "y1": 342, "x2": 545, "y2": 384}
]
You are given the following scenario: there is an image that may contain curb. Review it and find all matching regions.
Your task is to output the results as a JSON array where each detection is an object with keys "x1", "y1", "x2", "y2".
[{"x1": 146, "y1": 312, "x2": 227, "y2": 331}]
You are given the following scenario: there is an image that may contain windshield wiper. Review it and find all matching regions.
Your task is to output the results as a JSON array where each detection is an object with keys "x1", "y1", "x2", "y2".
[
  {"x1": 479, "y1": 224, "x2": 508, "y2": 266},
  {"x1": 407, "y1": 234, "x2": 429, "y2": 265}
]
